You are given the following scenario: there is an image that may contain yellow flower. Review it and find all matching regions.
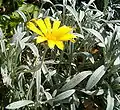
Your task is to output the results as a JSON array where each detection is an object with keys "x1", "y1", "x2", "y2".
[{"x1": 27, "y1": 17, "x2": 76, "y2": 50}]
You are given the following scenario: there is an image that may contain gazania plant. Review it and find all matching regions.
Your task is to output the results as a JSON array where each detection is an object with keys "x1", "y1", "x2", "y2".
[{"x1": 0, "y1": 0, "x2": 120, "y2": 110}]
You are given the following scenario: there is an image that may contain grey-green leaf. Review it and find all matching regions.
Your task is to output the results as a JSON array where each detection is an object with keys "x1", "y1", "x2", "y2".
[
  {"x1": 6, "y1": 100, "x2": 34, "y2": 109},
  {"x1": 86, "y1": 65, "x2": 106, "y2": 90},
  {"x1": 44, "y1": 92, "x2": 52, "y2": 100},
  {"x1": 54, "y1": 89, "x2": 75, "y2": 102},
  {"x1": 79, "y1": 10, "x2": 85, "y2": 22},
  {"x1": 61, "y1": 71, "x2": 92, "y2": 91},
  {"x1": 106, "y1": 89, "x2": 114, "y2": 110}
]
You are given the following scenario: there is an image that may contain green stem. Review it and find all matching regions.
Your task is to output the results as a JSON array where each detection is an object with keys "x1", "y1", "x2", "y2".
[{"x1": 26, "y1": 47, "x2": 48, "y2": 100}]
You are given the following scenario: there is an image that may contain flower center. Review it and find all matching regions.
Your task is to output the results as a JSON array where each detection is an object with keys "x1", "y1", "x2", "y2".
[{"x1": 45, "y1": 31, "x2": 57, "y2": 41}]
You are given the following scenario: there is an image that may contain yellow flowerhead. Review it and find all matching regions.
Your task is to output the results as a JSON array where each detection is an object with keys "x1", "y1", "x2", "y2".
[{"x1": 27, "y1": 17, "x2": 76, "y2": 50}]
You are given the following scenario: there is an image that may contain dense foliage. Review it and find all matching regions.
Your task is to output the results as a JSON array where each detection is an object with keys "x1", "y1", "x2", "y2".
[{"x1": 0, "y1": 0, "x2": 120, "y2": 110}]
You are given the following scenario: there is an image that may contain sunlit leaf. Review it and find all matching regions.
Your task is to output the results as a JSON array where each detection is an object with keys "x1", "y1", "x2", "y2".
[
  {"x1": 54, "y1": 89, "x2": 75, "y2": 102},
  {"x1": 79, "y1": 10, "x2": 85, "y2": 22},
  {"x1": 61, "y1": 71, "x2": 92, "y2": 91},
  {"x1": 106, "y1": 89, "x2": 114, "y2": 110},
  {"x1": 6, "y1": 100, "x2": 34, "y2": 109},
  {"x1": 86, "y1": 65, "x2": 106, "y2": 90},
  {"x1": 44, "y1": 92, "x2": 52, "y2": 100}
]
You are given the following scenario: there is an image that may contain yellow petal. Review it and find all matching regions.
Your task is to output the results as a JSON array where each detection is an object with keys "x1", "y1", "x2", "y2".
[
  {"x1": 36, "y1": 36, "x2": 47, "y2": 43},
  {"x1": 48, "y1": 40, "x2": 56, "y2": 49},
  {"x1": 44, "y1": 17, "x2": 51, "y2": 31},
  {"x1": 27, "y1": 21, "x2": 43, "y2": 36},
  {"x1": 35, "y1": 19, "x2": 47, "y2": 34},
  {"x1": 55, "y1": 41, "x2": 64, "y2": 50},
  {"x1": 59, "y1": 33, "x2": 77, "y2": 41},
  {"x1": 52, "y1": 20, "x2": 61, "y2": 31},
  {"x1": 57, "y1": 26, "x2": 72, "y2": 36}
]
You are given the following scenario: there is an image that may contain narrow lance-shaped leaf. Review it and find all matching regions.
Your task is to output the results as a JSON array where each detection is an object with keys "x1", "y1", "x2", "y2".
[
  {"x1": 106, "y1": 89, "x2": 114, "y2": 110},
  {"x1": 86, "y1": 65, "x2": 106, "y2": 90},
  {"x1": 6, "y1": 100, "x2": 34, "y2": 109},
  {"x1": 54, "y1": 89, "x2": 75, "y2": 102},
  {"x1": 61, "y1": 71, "x2": 92, "y2": 91}
]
